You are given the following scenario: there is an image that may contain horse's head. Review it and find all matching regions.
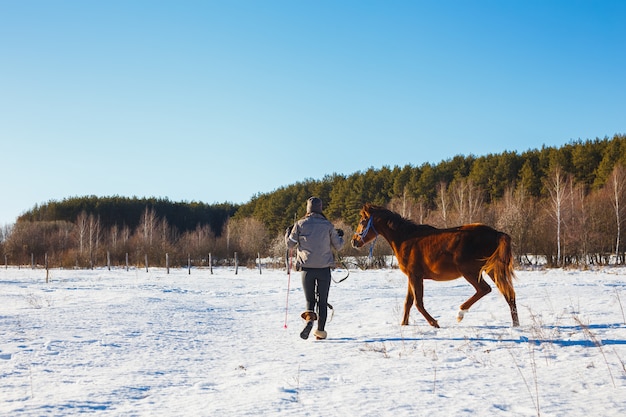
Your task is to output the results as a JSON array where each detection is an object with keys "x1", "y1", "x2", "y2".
[{"x1": 351, "y1": 203, "x2": 378, "y2": 248}]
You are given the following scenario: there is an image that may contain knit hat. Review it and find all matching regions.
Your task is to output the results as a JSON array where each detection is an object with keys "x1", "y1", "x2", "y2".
[{"x1": 306, "y1": 197, "x2": 323, "y2": 214}]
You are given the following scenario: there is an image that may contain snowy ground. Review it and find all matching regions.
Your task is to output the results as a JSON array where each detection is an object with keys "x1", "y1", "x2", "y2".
[{"x1": 1, "y1": 265, "x2": 625, "y2": 416}]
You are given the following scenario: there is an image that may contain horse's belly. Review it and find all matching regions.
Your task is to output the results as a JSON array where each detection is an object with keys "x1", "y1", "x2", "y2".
[
  {"x1": 424, "y1": 265, "x2": 463, "y2": 281},
  {"x1": 425, "y1": 274, "x2": 461, "y2": 281}
]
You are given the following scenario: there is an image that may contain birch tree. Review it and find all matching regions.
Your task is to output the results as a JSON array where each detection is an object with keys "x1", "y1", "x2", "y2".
[
  {"x1": 388, "y1": 187, "x2": 412, "y2": 219},
  {"x1": 436, "y1": 181, "x2": 450, "y2": 227},
  {"x1": 608, "y1": 164, "x2": 626, "y2": 263},
  {"x1": 450, "y1": 178, "x2": 484, "y2": 224},
  {"x1": 75, "y1": 211, "x2": 88, "y2": 255},
  {"x1": 87, "y1": 213, "x2": 100, "y2": 266},
  {"x1": 138, "y1": 207, "x2": 158, "y2": 247},
  {"x1": 545, "y1": 166, "x2": 571, "y2": 266}
]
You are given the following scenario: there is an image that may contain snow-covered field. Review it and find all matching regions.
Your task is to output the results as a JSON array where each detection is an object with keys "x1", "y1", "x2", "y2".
[{"x1": 1, "y1": 265, "x2": 625, "y2": 416}]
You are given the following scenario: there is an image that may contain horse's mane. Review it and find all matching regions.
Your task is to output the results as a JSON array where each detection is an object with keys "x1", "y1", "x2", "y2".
[{"x1": 364, "y1": 204, "x2": 436, "y2": 236}]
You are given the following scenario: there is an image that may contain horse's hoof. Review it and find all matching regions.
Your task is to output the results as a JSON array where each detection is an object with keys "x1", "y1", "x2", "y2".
[{"x1": 457, "y1": 309, "x2": 469, "y2": 322}]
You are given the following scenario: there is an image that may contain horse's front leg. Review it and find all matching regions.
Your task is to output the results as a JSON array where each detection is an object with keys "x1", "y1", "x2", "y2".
[
  {"x1": 412, "y1": 276, "x2": 440, "y2": 328},
  {"x1": 402, "y1": 284, "x2": 414, "y2": 325}
]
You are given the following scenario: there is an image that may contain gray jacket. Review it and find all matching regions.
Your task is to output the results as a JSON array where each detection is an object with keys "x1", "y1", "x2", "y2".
[{"x1": 285, "y1": 213, "x2": 344, "y2": 269}]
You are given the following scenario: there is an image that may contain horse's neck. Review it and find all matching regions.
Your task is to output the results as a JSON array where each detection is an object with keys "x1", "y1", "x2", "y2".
[{"x1": 374, "y1": 221, "x2": 409, "y2": 249}]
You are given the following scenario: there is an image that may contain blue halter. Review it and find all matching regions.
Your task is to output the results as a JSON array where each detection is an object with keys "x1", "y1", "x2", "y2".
[{"x1": 355, "y1": 216, "x2": 378, "y2": 258}]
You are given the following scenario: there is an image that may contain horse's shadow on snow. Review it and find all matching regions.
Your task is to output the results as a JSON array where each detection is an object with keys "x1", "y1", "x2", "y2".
[{"x1": 327, "y1": 323, "x2": 626, "y2": 347}]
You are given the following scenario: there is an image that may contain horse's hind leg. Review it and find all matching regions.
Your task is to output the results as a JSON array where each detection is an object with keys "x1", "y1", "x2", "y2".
[
  {"x1": 485, "y1": 271, "x2": 519, "y2": 327},
  {"x1": 457, "y1": 273, "x2": 492, "y2": 322},
  {"x1": 507, "y1": 296, "x2": 519, "y2": 327}
]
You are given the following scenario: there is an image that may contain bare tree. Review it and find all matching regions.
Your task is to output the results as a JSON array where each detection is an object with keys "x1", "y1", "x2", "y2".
[
  {"x1": 0, "y1": 223, "x2": 12, "y2": 244},
  {"x1": 230, "y1": 217, "x2": 269, "y2": 262},
  {"x1": 588, "y1": 186, "x2": 616, "y2": 264},
  {"x1": 179, "y1": 224, "x2": 215, "y2": 262},
  {"x1": 450, "y1": 178, "x2": 484, "y2": 224},
  {"x1": 110, "y1": 224, "x2": 119, "y2": 251},
  {"x1": 545, "y1": 166, "x2": 571, "y2": 266},
  {"x1": 157, "y1": 217, "x2": 175, "y2": 254},
  {"x1": 436, "y1": 181, "x2": 450, "y2": 227},
  {"x1": 87, "y1": 213, "x2": 101, "y2": 267},
  {"x1": 388, "y1": 187, "x2": 413, "y2": 218},
  {"x1": 388, "y1": 192, "x2": 432, "y2": 226},
  {"x1": 76, "y1": 211, "x2": 88, "y2": 254},
  {"x1": 138, "y1": 207, "x2": 158, "y2": 247},
  {"x1": 608, "y1": 165, "x2": 626, "y2": 263},
  {"x1": 225, "y1": 218, "x2": 232, "y2": 256},
  {"x1": 566, "y1": 183, "x2": 591, "y2": 265},
  {"x1": 415, "y1": 196, "x2": 429, "y2": 224},
  {"x1": 494, "y1": 186, "x2": 535, "y2": 263},
  {"x1": 122, "y1": 224, "x2": 131, "y2": 245}
]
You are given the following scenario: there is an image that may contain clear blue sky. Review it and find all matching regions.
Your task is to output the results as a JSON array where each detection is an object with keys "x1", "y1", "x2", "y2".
[{"x1": 1, "y1": 0, "x2": 625, "y2": 226}]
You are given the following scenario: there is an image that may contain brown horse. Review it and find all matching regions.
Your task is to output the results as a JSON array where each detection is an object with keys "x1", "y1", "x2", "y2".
[{"x1": 351, "y1": 203, "x2": 519, "y2": 328}]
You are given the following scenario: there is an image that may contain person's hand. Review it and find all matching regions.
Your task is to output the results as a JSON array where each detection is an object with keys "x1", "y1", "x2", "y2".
[{"x1": 335, "y1": 228, "x2": 344, "y2": 237}]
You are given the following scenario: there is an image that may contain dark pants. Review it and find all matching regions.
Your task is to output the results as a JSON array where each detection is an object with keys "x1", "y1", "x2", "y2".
[{"x1": 301, "y1": 267, "x2": 331, "y2": 331}]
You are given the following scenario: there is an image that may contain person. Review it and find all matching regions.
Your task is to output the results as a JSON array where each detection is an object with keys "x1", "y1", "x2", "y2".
[{"x1": 285, "y1": 197, "x2": 344, "y2": 340}]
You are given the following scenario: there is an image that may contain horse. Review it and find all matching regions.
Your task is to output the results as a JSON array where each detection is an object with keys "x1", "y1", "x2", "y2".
[{"x1": 351, "y1": 203, "x2": 519, "y2": 328}]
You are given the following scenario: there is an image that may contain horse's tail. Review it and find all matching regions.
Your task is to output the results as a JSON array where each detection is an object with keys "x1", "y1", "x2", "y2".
[{"x1": 481, "y1": 232, "x2": 516, "y2": 300}]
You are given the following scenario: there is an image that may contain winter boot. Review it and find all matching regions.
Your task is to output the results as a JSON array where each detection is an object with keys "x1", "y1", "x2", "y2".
[
  {"x1": 313, "y1": 329, "x2": 327, "y2": 340},
  {"x1": 300, "y1": 321, "x2": 313, "y2": 339},
  {"x1": 300, "y1": 311, "x2": 318, "y2": 321},
  {"x1": 300, "y1": 311, "x2": 317, "y2": 340}
]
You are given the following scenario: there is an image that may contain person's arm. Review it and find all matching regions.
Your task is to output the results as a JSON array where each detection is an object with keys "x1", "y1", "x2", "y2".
[
  {"x1": 330, "y1": 226, "x2": 344, "y2": 251},
  {"x1": 285, "y1": 224, "x2": 298, "y2": 249}
]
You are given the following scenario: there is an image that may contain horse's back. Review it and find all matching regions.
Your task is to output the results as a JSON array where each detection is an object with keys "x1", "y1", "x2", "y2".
[
  {"x1": 415, "y1": 223, "x2": 501, "y2": 250},
  {"x1": 402, "y1": 223, "x2": 504, "y2": 279}
]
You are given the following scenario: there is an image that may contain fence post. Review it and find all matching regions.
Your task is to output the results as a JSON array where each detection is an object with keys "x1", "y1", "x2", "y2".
[
  {"x1": 188, "y1": 254, "x2": 191, "y2": 275},
  {"x1": 166, "y1": 253, "x2": 170, "y2": 274},
  {"x1": 209, "y1": 253, "x2": 213, "y2": 275},
  {"x1": 234, "y1": 252, "x2": 238, "y2": 275},
  {"x1": 145, "y1": 254, "x2": 149, "y2": 272}
]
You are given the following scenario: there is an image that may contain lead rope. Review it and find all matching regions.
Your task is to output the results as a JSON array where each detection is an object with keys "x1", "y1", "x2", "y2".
[
  {"x1": 369, "y1": 236, "x2": 377, "y2": 260},
  {"x1": 316, "y1": 294, "x2": 335, "y2": 324}
]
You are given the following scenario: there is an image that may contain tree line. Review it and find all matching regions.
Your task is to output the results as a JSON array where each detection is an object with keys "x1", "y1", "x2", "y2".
[
  {"x1": 17, "y1": 195, "x2": 238, "y2": 234},
  {"x1": 1, "y1": 197, "x2": 239, "y2": 269},
  {"x1": 1, "y1": 134, "x2": 625, "y2": 268}
]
